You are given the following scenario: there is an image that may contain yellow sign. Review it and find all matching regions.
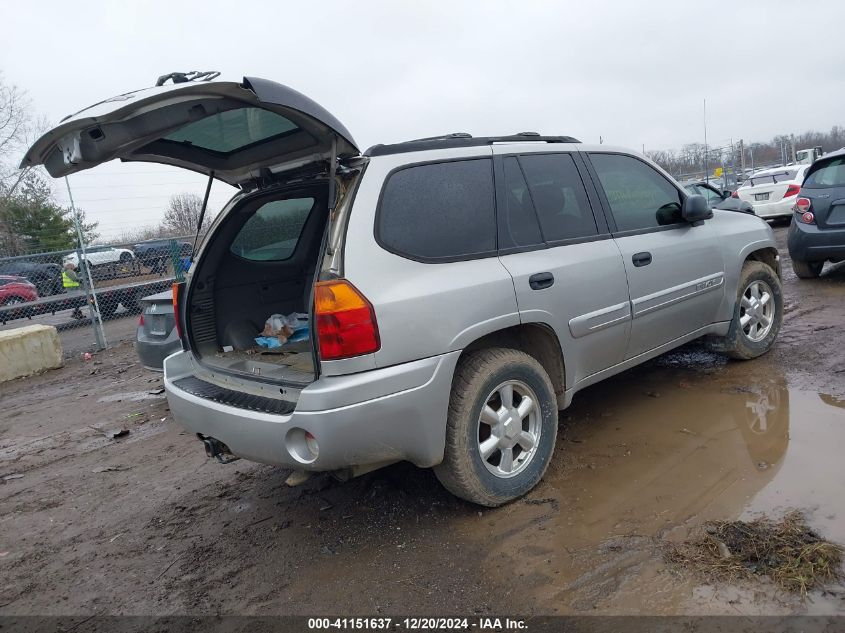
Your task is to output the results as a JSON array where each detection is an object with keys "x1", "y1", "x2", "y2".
[{"x1": 714, "y1": 167, "x2": 723, "y2": 177}]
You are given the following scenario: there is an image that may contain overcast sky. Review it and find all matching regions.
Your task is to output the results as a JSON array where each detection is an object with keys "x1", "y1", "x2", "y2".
[{"x1": 4, "y1": 0, "x2": 845, "y2": 241}]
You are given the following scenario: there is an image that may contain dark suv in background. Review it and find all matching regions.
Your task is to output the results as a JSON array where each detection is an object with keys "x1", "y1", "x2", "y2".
[{"x1": 788, "y1": 149, "x2": 845, "y2": 278}]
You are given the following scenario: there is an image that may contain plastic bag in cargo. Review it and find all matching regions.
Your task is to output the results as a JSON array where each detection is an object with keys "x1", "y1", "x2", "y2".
[{"x1": 257, "y1": 312, "x2": 310, "y2": 347}]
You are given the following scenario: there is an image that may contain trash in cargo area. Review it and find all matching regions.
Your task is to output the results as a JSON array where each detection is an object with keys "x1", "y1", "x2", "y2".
[{"x1": 255, "y1": 312, "x2": 309, "y2": 348}]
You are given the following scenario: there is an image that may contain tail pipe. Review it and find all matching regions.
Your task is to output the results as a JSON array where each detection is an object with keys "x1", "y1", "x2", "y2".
[{"x1": 199, "y1": 434, "x2": 240, "y2": 464}]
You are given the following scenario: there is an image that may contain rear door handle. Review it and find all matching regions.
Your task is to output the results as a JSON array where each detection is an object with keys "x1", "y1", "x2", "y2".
[
  {"x1": 529, "y1": 272, "x2": 554, "y2": 290},
  {"x1": 632, "y1": 252, "x2": 652, "y2": 267}
]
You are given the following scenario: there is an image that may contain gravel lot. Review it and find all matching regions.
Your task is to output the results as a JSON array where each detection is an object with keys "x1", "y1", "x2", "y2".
[{"x1": 2, "y1": 225, "x2": 844, "y2": 616}]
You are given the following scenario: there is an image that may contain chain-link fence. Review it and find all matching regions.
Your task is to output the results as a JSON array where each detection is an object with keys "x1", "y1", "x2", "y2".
[{"x1": 0, "y1": 235, "x2": 193, "y2": 358}]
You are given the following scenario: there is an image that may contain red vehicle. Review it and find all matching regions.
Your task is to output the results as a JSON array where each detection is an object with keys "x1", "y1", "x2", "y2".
[{"x1": 0, "y1": 275, "x2": 39, "y2": 305}]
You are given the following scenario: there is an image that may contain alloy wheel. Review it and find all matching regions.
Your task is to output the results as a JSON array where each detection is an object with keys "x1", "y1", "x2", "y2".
[
  {"x1": 476, "y1": 380, "x2": 542, "y2": 478},
  {"x1": 740, "y1": 280, "x2": 775, "y2": 343}
]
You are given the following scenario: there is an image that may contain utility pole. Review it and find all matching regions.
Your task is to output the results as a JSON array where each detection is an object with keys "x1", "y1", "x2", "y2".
[
  {"x1": 790, "y1": 134, "x2": 796, "y2": 164},
  {"x1": 739, "y1": 138, "x2": 746, "y2": 174},
  {"x1": 703, "y1": 98, "x2": 709, "y2": 183},
  {"x1": 64, "y1": 177, "x2": 106, "y2": 350}
]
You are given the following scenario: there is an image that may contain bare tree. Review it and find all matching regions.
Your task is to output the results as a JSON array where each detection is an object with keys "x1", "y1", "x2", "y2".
[
  {"x1": 162, "y1": 192, "x2": 210, "y2": 236},
  {"x1": 0, "y1": 73, "x2": 34, "y2": 197}
]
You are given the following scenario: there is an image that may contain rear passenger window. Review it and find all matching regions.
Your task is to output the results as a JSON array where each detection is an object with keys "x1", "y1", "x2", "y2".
[
  {"x1": 499, "y1": 157, "x2": 543, "y2": 249},
  {"x1": 519, "y1": 154, "x2": 598, "y2": 241},
  {"x1": 378, "y1": 159, "x2": 496, "y2": 261},
  {"x1": 590, "y1": 153, "x2": 683, "y2": 231}
]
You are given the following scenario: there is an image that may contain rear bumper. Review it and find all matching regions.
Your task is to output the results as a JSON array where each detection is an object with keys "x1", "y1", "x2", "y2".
[
  {"x1": 163, "y1": 349, "x2": 461, "y2": 470},
  {"x1": 787, "y1": 217, "x2": 845, "y2": 263},
  {"x1": 745, "y1": 197, "x2": 795, "y2": 218}
]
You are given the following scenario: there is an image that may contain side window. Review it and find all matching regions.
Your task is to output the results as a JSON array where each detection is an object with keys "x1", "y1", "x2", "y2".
[
  {"x1": 498, "y1": 156, "x2": 543, "y2": 249},
  {"x1": 230, "y1": 197, "x2": 315, "y2": 261},
  {"x1": 378, "y1": 159, "x2": 496, "y2": 260},
  {"x1": 518, "y1": 153, "x2": 598, "y2": 241},
  {"x1": 590, "y1": 153, "x2": 684, "y2": 231}
]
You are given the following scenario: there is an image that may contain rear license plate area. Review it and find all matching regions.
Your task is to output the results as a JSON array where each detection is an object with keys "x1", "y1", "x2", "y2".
[
  {"x1": 148, "y1": 314, "x2": 167, "y2": 336},
  {"x1": 754, "y1": 192, "x2": 770, "y2": 201}
]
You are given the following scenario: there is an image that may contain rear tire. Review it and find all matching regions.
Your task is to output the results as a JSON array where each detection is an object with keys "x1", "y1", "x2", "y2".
[
  {"x1": 791, "y1": 259, "x2": 823, "y2": 279},
  {"x1": 434, "y1": 348, "x2": 558, "y2": 507},
  {"x1": 713, "y1": 261, "x2": 783, "y2": 360}
]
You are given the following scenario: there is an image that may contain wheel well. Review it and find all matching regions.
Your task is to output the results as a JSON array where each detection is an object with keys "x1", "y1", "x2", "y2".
[
  {"x1": 462, "y1": 324, "x2": 566, "y2": 404},
  {"x1": 745, "y1": 247, "x2": 780, "y2": 278}
]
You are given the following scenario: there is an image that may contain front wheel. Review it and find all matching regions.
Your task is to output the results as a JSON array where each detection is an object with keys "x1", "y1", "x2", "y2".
[
  {"x1": 712, "y1": 261, "x2": 783, "y2": 360},
  {"x1": 791, "y1": 259, "x2": 823, "y2": 279},
  {"x1": 434, "y1": 348, "x2": 558, "y2": 507}
]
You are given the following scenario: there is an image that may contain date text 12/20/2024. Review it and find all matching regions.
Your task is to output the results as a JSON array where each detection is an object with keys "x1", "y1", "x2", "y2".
[{"x1": 308, "y1": 618, "x2": 528, "y2": 630}]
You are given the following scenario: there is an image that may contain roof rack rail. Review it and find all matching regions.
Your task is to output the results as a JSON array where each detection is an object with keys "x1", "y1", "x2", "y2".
[{"x1": 364, "y1": 133, "x2": 580, "y2": 157}]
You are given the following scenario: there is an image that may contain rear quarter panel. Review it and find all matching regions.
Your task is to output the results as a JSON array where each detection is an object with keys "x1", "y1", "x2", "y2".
[{"x1": 336, "y1": 147, "x2": 521, "y2": 372}]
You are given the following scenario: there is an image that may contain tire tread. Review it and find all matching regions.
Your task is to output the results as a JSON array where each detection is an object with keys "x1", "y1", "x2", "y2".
[{"x1": 434, "y1": 347, "x2": 556, "y2": 507}]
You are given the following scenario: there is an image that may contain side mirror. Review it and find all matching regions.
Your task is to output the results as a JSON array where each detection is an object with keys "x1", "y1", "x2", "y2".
[
  {"x1": 722, "y1": 190, "x2": 732, "y2": 199},
  {"x1": 682, "y1": 194, "x2": 713, "y2": 223}
]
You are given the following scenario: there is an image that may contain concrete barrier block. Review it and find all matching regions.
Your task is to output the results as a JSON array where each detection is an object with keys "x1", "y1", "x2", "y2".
[{"x1": 0, "y1": 324, "x2": 64, "y2": 382}]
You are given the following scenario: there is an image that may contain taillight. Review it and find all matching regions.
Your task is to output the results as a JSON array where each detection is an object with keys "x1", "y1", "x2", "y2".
[
  {"x1": 731, "y1": 190, "x2": 739, "y2": 198},
  {"x1": 172, "y1": 281, "x2": 184, "y2": 340},
  {"x1": 314, "y1": 279, "x2": 379, "y2": 360},
  {"x1": 138, "y1": 314, "x2": 145, "y2": 327},
  {"x1": 796, "y1": 197, "x2": 814, "y2": 223},
  {"x1": 796, "y1": 197, "x2": 811, "y2": 213},
  {"x1": 783, "y1": 184, "x2": 801, "y2": 198}
]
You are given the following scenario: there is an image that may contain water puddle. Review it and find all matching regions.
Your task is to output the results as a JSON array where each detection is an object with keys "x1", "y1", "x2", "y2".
[{"x1": 463, "y1": 353, "x2": 845, "y2": 614}]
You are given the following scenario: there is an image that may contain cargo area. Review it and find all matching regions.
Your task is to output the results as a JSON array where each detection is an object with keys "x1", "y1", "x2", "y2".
[{"x1": 185, "y1": 182, "x2": 330, "y2": 385}]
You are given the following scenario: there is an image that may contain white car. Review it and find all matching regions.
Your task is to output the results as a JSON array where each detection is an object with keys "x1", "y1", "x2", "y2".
[
  {"x1": 734, "y1": 165, "x2": 809, "y2": 219},
  {"x1": 63, "y1": 245, "x2": 135, "y2": 268}
]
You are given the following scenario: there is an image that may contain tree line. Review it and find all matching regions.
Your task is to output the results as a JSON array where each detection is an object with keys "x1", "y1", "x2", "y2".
[{"x1": 645, "y1": 126, "x2": 845, "y2": 179}]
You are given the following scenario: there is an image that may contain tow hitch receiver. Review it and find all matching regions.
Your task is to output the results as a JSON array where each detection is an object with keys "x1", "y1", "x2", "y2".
[{"x1": 199, "y1": 435, "x2": 240, "y2": 464}]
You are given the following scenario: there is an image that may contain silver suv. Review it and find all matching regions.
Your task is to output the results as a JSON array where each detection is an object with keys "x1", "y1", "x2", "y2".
[{"x1": 24, "y1": 74, "x2": 783, "y2": 506}]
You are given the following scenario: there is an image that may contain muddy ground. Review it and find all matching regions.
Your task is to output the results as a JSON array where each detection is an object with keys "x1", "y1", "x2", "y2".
[{"x1": 1, "y1": 225, "x2": 844, "y2": 616}]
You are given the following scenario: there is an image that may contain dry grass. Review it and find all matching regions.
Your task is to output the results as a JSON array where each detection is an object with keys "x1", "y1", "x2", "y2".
[{"x1": 666, "y1": 511, "x2": 844, "y2": 596}]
